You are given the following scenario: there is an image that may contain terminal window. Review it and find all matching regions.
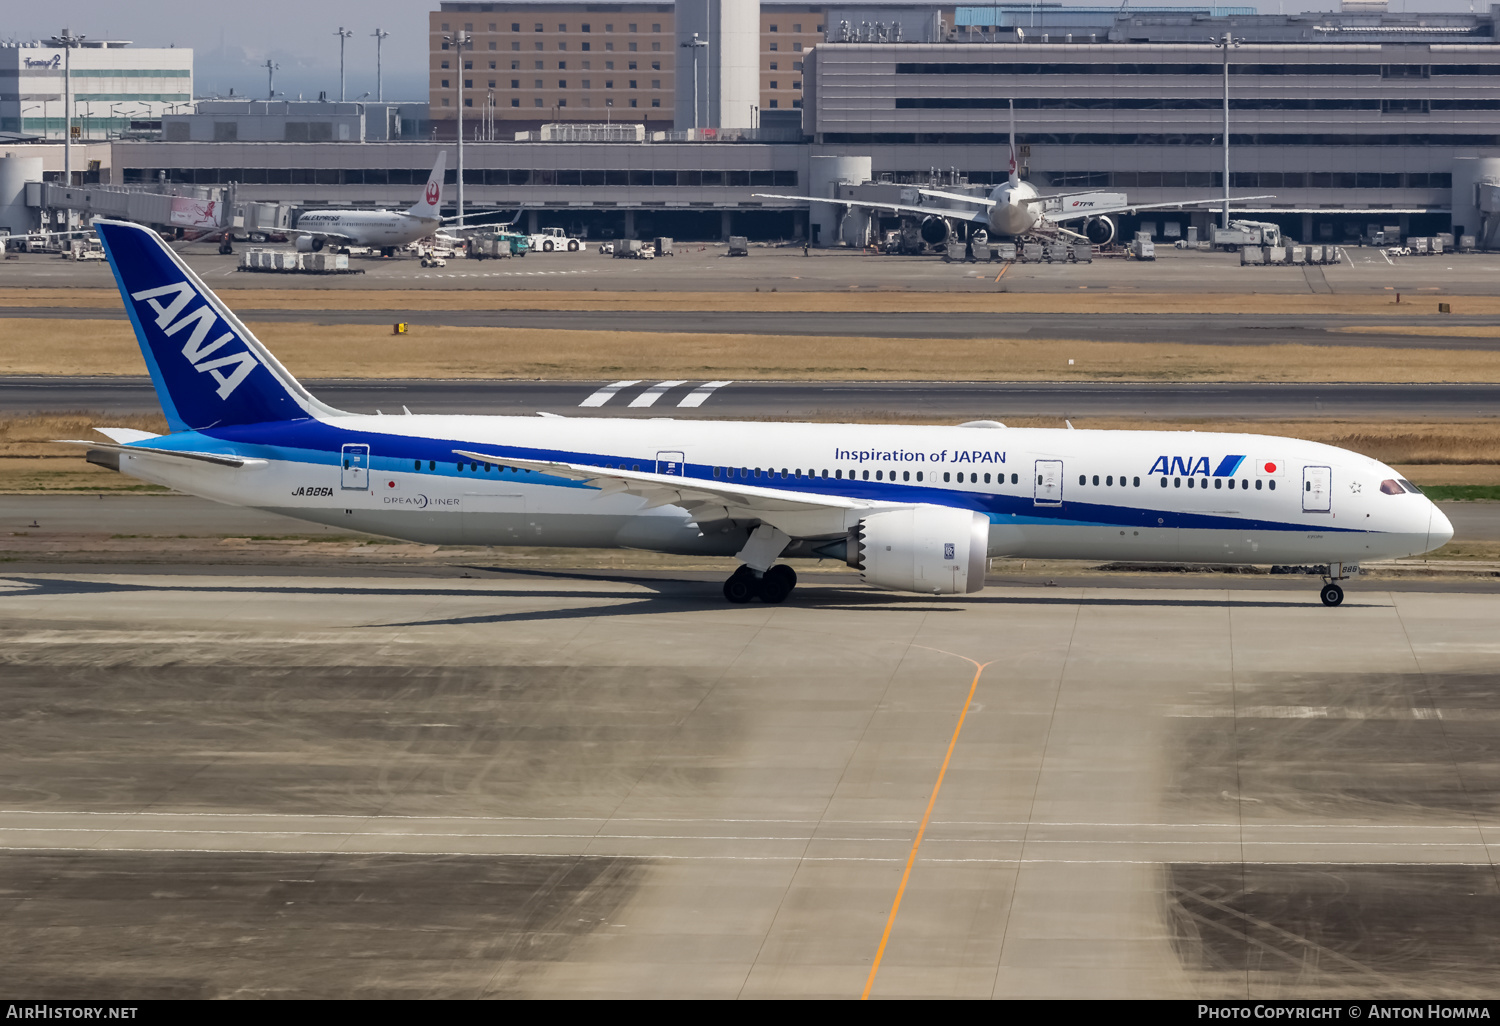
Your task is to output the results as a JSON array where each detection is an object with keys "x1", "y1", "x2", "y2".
[
  {"x1": 651, "y1": 98, "x2": 660, "y2": 107},
  {"x1": 629, "y1": 42, "x2": 638, "y2": 51},
  {"x1": 770, "y1": 61, "x2": 778, "y2": 70},
  {"x1": 652, "y1": 24, "x2": 661, "y2": 32},
  {"x1": 629, "y1": 98, "x2": 637, "y2": 107},
  {"x1": 770, "y1": 43, "x2": 778, "y2": 51},
  {"x1": 488, "y1": 42, "x2": 496, "y2": 50},
  {"x1": 511, "y1": 23, "x2": 519, "y2": 31},
  {"x1": 511, "y1": 98, "x2": 519, "y2": 107},
  {"x1": 770, "y1": 80, "x2": 778, "y2": 89},
  {"x1": 652, "y1": 42, "x2": 661, "y2": 51},
  {"x1": 512, "y1": 42, "x2": 519, "y2": 50}
]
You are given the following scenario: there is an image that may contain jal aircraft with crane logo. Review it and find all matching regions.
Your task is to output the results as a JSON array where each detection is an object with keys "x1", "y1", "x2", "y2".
[
  {"x1": 286, "y1": 151, "x2": 502, "y2": 256},
  {"x1": 756, "y1": 105, "x2": 1269, "y2": 249},
  {"x1": 68, "y1": 219, "x2": 1448, "y2": 608}
]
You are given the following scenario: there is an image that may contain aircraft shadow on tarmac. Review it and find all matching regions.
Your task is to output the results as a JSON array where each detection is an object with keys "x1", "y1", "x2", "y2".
[{"x1": 0, "y1": 571, "x2": 1329, "y2": 632}]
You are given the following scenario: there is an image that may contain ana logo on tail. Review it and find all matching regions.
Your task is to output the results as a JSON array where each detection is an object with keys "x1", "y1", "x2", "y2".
[{"x1": 130, "y1": 282, "x2": 260, "y2": 399}]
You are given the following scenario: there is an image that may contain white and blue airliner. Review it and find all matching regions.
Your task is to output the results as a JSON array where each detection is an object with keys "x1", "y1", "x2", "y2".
[{"x1": 68, "y1": 219, "x2": 1452, "y2": 606}]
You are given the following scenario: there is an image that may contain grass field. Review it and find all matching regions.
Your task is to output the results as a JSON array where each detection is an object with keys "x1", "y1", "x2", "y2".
[
  {"x1": 9, "y1": 316, "x2": 1500, "y2": 383},
  {"x1": 5, "y1": 286, "x2": 1499, "y2": 316}
]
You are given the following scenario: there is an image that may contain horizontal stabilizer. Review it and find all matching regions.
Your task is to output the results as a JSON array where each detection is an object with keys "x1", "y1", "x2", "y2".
[
  {"x1": 56, "y1": 439, "x2": 267, "y2": 469},
  {"x1": 94, "y1": 427, "x2": 161, "y2": 444}
]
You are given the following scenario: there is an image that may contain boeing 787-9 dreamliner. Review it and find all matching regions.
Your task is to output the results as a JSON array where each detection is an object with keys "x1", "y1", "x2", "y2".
[{"x1": 68, "y1": 220, "x2": 1451, "y2": 607}]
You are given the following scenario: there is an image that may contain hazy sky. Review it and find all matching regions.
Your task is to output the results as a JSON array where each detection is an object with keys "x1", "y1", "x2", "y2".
[{"x1": 7, "y1": 1, "x2": 1486, "y2": 104}]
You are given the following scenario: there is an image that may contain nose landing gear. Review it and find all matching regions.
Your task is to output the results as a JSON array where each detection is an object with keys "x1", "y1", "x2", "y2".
[
  {"x1": 723, "y1": 564, "x2": 797, "y2": 604},
  {"x1": 1319, "y1": 561, "x2": 1354, "y2": 607}
]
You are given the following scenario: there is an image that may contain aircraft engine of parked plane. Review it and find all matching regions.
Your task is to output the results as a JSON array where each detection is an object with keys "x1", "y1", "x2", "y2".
[
  {"x1": 295, "y1": 235, "x2": 325, "y2": 253},
  {"x1": 843, "y1": 507, "x2": 990, "y2": 595},
  {"x1": 1083, "y1": 216, "x2": 1117, "y2": 247},
  {"x1": 919, "y1": 216, "x2": 952, "y2": 247}
]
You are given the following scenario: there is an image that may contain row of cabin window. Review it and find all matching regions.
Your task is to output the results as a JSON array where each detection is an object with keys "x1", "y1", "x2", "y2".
[
  {"x1": 1076, "y1": 472, "x2": 1275, "y2": 491},
  {"x1": 713, "y1": 467, "x2": 1022, "y2": 484}
]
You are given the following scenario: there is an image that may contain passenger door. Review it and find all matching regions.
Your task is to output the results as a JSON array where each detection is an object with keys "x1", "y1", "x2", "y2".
[
  {"x1": 1034, "y1": 459, "x2": 1063, "y2": 507},
  {"x1": 656, "y1": 451, "x2": 686, "y2": 476},
  {"x1": 340, "y1": 444, "x2": 369, "y2": 490},
  {"x1": 1303, "y1": 465, "x2": 1332, "y2": 513}
]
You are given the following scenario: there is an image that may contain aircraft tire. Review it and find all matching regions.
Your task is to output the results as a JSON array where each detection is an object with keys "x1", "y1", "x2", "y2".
[
  {"x1": 542, "y1": 240, "x2": 554, "y2": 252},
  {"x1": 567, "y1": 240, "x2": 580, "y2": 252},
  {"x1": 1320, "y1": 583, "x2": 1344, "y2": 607},
  {"x1": 724, "y1": 570, "x2": 756, "y2": 604},
  {"x1": 759, "y1": 564, "x2": 796, "y2": 604}
]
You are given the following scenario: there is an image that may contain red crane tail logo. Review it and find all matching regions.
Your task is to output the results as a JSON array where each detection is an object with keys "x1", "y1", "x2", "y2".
[{"x1": 425, "y1": 181, "x2": 439, "y2": 206}]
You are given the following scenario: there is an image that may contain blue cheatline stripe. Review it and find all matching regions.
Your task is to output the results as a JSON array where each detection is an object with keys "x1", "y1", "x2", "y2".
[
  {"x1": 1212, "y1": 455, "x2": 1247, "y2": 477},
  {"x1": 96, "y1": 228, "x2": 186, "y2": 433},
  {"x1": 128, "y1": 420, "x2": 1370, "y2": 537}
]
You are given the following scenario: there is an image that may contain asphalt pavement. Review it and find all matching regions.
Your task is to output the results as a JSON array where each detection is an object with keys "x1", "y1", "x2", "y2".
[
  {"x1": 6, "y1": 375, "x2": 1500, "y2": 421},
  {"x1": 6, "y1": 305, "x2": 1498, "y2": 349}
]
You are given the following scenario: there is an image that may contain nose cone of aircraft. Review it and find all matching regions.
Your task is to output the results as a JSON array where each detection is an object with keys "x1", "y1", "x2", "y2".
[{"x1": 1426, "y1": 502, "x2": 1454, "y2": 553}]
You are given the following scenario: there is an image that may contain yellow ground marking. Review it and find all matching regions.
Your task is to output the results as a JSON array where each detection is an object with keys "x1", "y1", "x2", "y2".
[{"x1": 862, "y1": 653, "x2": 992, "y2": 1000}]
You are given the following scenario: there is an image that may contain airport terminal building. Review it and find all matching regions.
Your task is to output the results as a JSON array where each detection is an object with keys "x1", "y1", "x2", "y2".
[{"x1": 16, "y1": 4, "x2": 1500, "y2": 244}]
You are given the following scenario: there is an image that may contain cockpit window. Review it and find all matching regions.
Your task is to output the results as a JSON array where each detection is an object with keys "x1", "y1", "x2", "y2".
[
  {"x1": 1398, "y1": 479, "x2": 1423, "y2": 494},
  {"x1": 1380, "y1": 479, "x2": 1404, "y2": 495}
]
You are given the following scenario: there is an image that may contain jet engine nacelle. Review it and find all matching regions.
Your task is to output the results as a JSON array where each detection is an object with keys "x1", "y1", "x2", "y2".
[
  {"x1": 295, "y1": 235, "x2": 324, "y2": 253},
  {"x1": 919, "y1": 216, "x2": 951, "y2": 247},
  {"x1": 844, "y1": 505, "x2": 990, "y2": 595},
  {"x1": 1083, "y1": 216, "x2": 1116, "y2": 247}
]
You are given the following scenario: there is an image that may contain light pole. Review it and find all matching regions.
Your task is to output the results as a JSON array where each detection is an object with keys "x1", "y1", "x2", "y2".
[
  {"x1": 443, "y1": 30, "x2": 472, "y2": 227},
  {"x1": 680, "y1": 32, "x2": 708, "y2": 131},
  {"x1": 335, "y1": 27, "x2": 353, "y2": 102},
  {"x1": 55, "y1": 29, "x2": 83, "y2": 189},
  {"x1": 372, "y1": 28, "x2": 390, "y2": 103},
  {"x1": 1213, "y1": 32, "x2": 1242, "y2": 231},
  {"x1": 263, "y1": 59, "x2": 278, "y2": 101}
]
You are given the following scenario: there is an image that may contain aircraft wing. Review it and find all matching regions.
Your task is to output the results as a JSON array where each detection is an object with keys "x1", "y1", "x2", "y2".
[
  {"x1": 454, "y1": 448, "x2": 897, "y2": 529},
  {"x1": 283, "y1": 226, "x2": 360, "y2": 244},
  {"x1": 1045, "y1": 195, "x2": 1279, "y2": 224},
  {"x1": 917, "y1": 189, "x2": 997, "y2": 209},
  {"x1": 441, "y1": 210, "x2": 522, "y2": 227},
  {"x1": 56, "y1": 439, "x2": 268, "y2": 469},
  {"x1": 749, "y1": 193, "x2": 989, "y2": 224}
]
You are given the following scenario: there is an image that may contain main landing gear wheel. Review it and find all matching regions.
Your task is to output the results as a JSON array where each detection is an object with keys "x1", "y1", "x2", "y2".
[
  {"x1": 1320, "y1": 583, "x2": 1345, "y2": 607},
  {"x1": 724, "y1": 566, "x2": 757, "y2": 604},
  {"x1": 759, "y1": 564, "x2": 797, "y2": 604},
  {"x1": 722, "y1": 564, "x2": 797, "y2": 604}
]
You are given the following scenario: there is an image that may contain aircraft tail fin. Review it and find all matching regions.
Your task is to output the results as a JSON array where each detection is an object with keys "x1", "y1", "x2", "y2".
[
  {"x1": 94, "y1": 219, "x2": 340, "y2": 432},
  {"x1": 405, "y1": 150, "x2": 448, "y2": 219},
  {"x1": 1007, "y1": 99, "x2": 1020, "y2": 187}
]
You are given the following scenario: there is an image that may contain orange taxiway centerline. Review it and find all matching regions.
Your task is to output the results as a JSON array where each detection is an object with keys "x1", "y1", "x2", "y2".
[{"x1": 861, "y1": 656, "x2": 992, "y2": 1000}]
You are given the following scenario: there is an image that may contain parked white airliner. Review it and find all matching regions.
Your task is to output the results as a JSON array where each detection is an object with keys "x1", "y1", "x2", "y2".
[
  {"x1": 287, "y1": 152, "x2": 455, "y2": 257},
  {"x1": 755, "y1": 106, "x2": 1269, "y2": 248},
  {"x1": 73, "y1": 219, "x2": 1450, "y2": 606}
]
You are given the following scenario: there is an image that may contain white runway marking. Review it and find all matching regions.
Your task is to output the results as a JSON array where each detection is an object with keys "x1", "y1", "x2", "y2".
[
  {"x1": 627, "y1": 380, "x2": 688, "y2": 408},
  {"x1": 677, "y1": 380, "x2": 734, "y2": 408},
  {"x1": 579, "y1": 379, "x2": 643, "y2": 407}
]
